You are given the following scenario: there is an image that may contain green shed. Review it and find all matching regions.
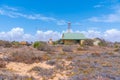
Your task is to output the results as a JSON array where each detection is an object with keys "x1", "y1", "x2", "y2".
[{"x1": 62, "y1": 33, "x2": 87, "y2": 45}]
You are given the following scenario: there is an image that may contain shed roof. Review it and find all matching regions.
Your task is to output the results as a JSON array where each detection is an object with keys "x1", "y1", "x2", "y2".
[{"x1": 62, "y1": 33, "x2": 87, "y2": 40}]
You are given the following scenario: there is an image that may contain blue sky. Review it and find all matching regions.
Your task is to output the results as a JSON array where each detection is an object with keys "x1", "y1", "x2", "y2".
[{"x1": 0, "y1": 0, "x2": 120, "y2": 42}]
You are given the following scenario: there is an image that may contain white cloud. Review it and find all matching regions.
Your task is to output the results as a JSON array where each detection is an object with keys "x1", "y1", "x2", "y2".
[
  {"x1": 0, "y1": 27, "x2": 61, "y2": 42},
  {"x1": 104, "y1": 29, "x2": 120, "y2": 42},
  {"x1": 81, "y1": 30, "x2": 102, "y2": 39},
  {"x1": 0, "y1": 27, "x2": 120, "y2": 42},
  {"x1": 3, "y1": 5, "x2": 18, "y2": 11},
  {"x1": 0, "y1": 8, "x2": 56, "y2": 21},
  {"x1": 56, "y1": 20, "x2": 66, "y2": 25},
  {"x1": 0, "y1": 27, "x2": 33, "y2": 41},
  {"x1": 89, "y1": 4, "x2": 120, "y2": 22},
  {"x1": 0, "y1": 5, "x2": 67, "y2": 25},
  {"x1": 81, "y1": 29, "x2": 120, "y2": 42},
  {"x1": 0, "y1": 27, "x2": 24, "y2": 41},
  {"x1": 36, "y1": 30, "x2": 61, "y2": 41},
  {"x1": 26, "y1": 14, "x2": 56, "y2": 21},
  {"x1": 88, "y1": 14, "x2": 120, "y2": 22}
]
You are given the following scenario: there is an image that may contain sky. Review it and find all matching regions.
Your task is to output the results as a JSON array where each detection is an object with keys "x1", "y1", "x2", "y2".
[{"x1": 0, "y1": 0, "x2": 120, "y2": 42}]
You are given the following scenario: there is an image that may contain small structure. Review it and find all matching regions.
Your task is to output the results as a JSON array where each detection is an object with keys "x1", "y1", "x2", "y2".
[
  {"x1": 48, "y1": 39, "x2": 53, "y2": 45},
  {"x1": 19, "y1": 41, "x2": 27, "y2": 45},
  {"x1": 62, "y1": 33, "x2": 87, "y2": 45},
  {"x1": 19, "y1": 41, "x2": 30, "y2": 46},
  {"x1": 93, "y1": 38, "x2": 101, "y2": 46}
]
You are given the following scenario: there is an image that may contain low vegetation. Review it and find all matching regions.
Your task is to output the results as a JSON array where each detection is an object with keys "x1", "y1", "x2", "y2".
[
  {"x1": 0, "y1": 60, "x2": 6, "y2": 68},
  {"x1": 0, "y1": 39, "x2": 119, "y2": 80},
  {"x1": 0, "y1": 40, "x2": 12, "y2": 48},
  {"x1": 98, "y1": 39, "x2": 108, "y2": 47},
  {"x1": 82, "y1": 39, "x2": 93, "y2": 46},
  {"x1": 11, "y1": 41, "x2": 20, "y2": 48},
  {"x1": 33, "y1": 41, "x2": 44, "y2": 49},
  {"x1": 30, "y1": 66, "x2": 54, "y2": 79},
  {"x1": 0, "y1": 69, "x2": 35, "y2": 80},
  {"x1": 33, "y1": 41, "x2": 56, "y2": 52},
  {"x1": 62, "y1": 46, "x2": 73, "y2": 52},
  {"x1": 7, "y1": 47, "x2": 45, "y2": 64}
]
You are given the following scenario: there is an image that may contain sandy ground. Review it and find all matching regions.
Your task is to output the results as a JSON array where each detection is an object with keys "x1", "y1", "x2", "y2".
[
  {"x1": 6, "y1": 62, "x2": 54, "y2": 80},
  {"x1": 6, "y1": 60, "x2": 71, "y2": 80}
]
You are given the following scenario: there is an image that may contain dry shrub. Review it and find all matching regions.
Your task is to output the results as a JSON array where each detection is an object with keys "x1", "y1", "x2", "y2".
[
  {"x1": 0, "y1": 60, "x2": 6, "y2": 68},
  {"x1": 114, "y1": 42, "x2": 120, "y2": 48},
  {"x1": 33, "y1": 41, "x2": 48, "y2": 51},
  {"x1": 8, "y1": 47, "x2": 53, "y2": 63},
  {"x1": 82, "y1": 39, "x2": 93, "y2": 46},
  {"x1": 55, "y1": 63, "x2": 65, "y2": 71},
  {"x1": 107, "y1": 52, "x2": 114, "y2": 55},
  {"x1": 0, "y1": 40, "x2": 12, "y2": 48},
  {"x1": 41, "y1": 46, "x2": 57, "y2": 52},
  {"x1": 11, "y1": 41, "x2": 21, "y2": 48},
  {"x1": 41, "y1": 54, "x2": 51, "y2": 61},
  {"x1": 91, "y1": 52, "x2": 100, "y2": 57},
  {"x1": 77, "y1": 47, "x2": 85, "y2": 51},
  {"x1": 8, "y1": 50, "x2": 43, "y2": 64},
  {"x1": 66, "y1": 56, "x2": 73, "y2": 61},
  {"x1": 30, "y1": 66, "x2": 54, "y2": 78},
  {"x1": 114, "y1": 44, "x2": 119, "y2": 48},
  {"x1": 33, "y1": 41, "x2": 56, "y2": 52},
  {"x1": 98, "y1": 39, "x2": 108, "y2": 47},
  {"x1": 114, "y1": 48, "x2": 120, "y2": 52},
  {"x1": 0, "y1": 71, "x2": 35, "y2": 80},
  {"x1": 46, "y1": 60, "x2": 56, "y2": 66},
  {"x1": 62, "y1": 46, "x2": 73, "y2": 52}
]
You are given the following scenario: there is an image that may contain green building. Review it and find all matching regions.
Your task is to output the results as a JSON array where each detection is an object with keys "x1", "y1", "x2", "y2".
[{"x1": 62, "y1": 33, "x2": 87, "y2": 45}]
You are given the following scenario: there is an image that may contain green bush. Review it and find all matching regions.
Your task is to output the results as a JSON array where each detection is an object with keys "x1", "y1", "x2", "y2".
[
  {"x1": 11, "y1": 41, "x2": 20, "y2": 48},
  {"x1": 33, "y1": 41, "x2": 46, "y2": 49},
  {"x1": 33, "y1": 41, "x2": 40, "y2": 48},
  {"x1": 53, "y1": 41, "x2": 58, "y2": 45},
  {"x1": 53, "y1": 39, "x2": 62, "y2": 45}
]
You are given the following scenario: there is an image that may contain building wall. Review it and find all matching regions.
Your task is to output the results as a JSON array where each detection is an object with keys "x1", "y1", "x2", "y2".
[
  {"x1": 80, "y1": 40, "x2": 85, "y2": 45},
  {"x1": 63, "y1": 40, "x2": 85, "y2": 45},
  {"x1": 63, "y1": 40, "x2": 75, "y2": 45}
]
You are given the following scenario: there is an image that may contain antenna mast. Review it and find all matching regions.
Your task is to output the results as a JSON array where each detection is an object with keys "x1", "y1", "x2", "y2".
[{"x1": 68, "y1": 22, "x2": 71, "y2": 33}]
